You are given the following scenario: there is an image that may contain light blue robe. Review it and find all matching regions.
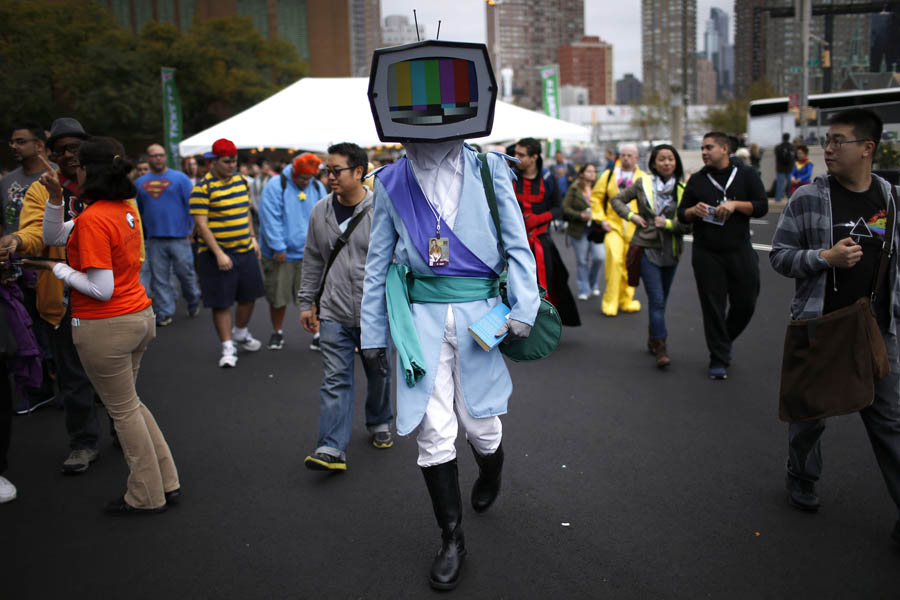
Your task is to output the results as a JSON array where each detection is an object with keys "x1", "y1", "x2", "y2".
[{"x1": 361, "y1": 146, "x2": 540, "y2": 436}]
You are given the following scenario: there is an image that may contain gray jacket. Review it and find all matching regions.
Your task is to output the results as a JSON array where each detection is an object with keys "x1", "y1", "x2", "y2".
[
  {"x1": 770, "y1": 173, "x2": 900, "y2": 333},
  {"x1": 298, "y1": 190, "x2": 374, "y2": 327}
]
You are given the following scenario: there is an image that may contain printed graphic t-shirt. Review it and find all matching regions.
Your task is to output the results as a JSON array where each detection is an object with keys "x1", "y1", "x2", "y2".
[
  {"x1": 66, "y1": 200, "x2": 151, "y2": 319},
  {"x1": 0, "y1": 167, "x2": 42, "y2": 232},
  {"x1": 824, "y1": 178, "x2": 891, "y2": 329}
]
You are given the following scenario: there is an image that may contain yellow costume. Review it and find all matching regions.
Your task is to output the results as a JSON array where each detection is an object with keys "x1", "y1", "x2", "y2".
[{"x1": 590, "y1": 165, "x2": 645, "y2": 316}]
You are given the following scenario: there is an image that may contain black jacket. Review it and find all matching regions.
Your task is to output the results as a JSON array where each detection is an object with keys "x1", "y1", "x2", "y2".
[{"x1": 677, "y1": 159, "x2": 768, "y2": 252}]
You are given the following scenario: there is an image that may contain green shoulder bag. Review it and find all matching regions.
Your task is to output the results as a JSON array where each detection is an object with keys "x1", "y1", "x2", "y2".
[{"x1": 477, "y1": 153, "x2": 562, "y2": 362}]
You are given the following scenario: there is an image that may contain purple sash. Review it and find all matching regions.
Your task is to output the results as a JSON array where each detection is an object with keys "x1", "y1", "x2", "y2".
[{"x1": 377, "y1": 158, "x2": 496, "y2": 278}]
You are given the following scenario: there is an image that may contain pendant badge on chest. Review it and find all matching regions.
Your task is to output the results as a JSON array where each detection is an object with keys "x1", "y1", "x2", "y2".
[{"x1": 428, "y1": 220, "x2": 450, "y2": 268}]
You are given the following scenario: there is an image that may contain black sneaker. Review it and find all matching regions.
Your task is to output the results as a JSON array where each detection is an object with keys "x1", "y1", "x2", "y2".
[
  {"x1": 785, "y1": 473, "x2": 820, "y2": 512},
  {"x1": 187, "y1": 304, "x2": 200, "y2": 318},
  {"x1": 156, "y1": 315, "x2": 173, "y2": 327},
  {"x1": 304, "y1": 452, "x2": 346, "y2": 471},
  {"x1": 309, "y1": 334, "x2": 321, "y2": 352},
  {"x1": 268, "y1": 332, "x2": 284, "y2": 350}
]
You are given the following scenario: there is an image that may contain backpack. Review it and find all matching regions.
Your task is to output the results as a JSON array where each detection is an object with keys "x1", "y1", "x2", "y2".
[{"x1": 776, "y1": 143, "x2": 794, "y2": 167}]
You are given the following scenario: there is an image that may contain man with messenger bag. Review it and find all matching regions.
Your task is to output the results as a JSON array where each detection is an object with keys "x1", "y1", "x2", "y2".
[{"x1": 771, "y1": 108, "x2": 900, "y2": 545}]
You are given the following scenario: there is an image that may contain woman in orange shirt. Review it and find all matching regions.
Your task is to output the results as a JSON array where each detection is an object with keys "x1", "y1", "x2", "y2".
[{"x1": 30, "y1": 137, "x2": 179, "y2": 515}]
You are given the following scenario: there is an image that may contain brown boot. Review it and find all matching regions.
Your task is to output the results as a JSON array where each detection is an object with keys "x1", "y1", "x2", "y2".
[{"x1": 654, "y1": 339, "x2": 671, "y2": 369}]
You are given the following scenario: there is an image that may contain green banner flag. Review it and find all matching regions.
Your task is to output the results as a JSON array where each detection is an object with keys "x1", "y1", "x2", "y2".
[
  {"x1": 539, "y1": 64, "x2": 561, "y2": 156},
  {"x1": 161, "y1": 67, "x2": 182, "y2": 169}
]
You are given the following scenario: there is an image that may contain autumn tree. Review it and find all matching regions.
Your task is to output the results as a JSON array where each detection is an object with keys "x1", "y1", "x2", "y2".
[
  {"x1": 704, "y1": 80, "x2": 778, "y2": 134},
  {"x1": 0, "y1": 0, "x2": 307, "y2": 163}
]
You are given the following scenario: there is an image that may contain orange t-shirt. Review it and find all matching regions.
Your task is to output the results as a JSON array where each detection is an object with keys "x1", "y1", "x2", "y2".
[{"x1": 66, "y1": 200, "x2": 151, "y2": 319}]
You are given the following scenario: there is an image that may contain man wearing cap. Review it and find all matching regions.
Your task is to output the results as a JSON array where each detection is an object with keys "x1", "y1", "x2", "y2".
[
  {"x1": 258, "y1": 152, "x2": 328, "y2": 350},
  {"x1": 135, "y1": 143, "x2": 201, "y2": 326},
  {"x1": 190, "y1": 138, "x2": 265, "y2": 368},
  {"x1": 0, "y1": 118, "x2": 142, "y2": 473}
]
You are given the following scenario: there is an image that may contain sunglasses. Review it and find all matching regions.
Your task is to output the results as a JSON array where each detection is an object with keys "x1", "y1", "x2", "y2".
[{"x1": 52, "y1": 142, "x2": 82, "y2": 157}]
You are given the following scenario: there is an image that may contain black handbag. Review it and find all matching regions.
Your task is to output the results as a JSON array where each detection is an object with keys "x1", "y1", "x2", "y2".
[
  {"x1": 778, "y1": 186, "x2": 896, "y2": 422},
  {"x1": 0, "y1": 300, "x2": 19, "y2": 359},
  {"x1": 587, "y1": 168, "x2": 614, "y2": 243},
  {"x1": 478, "y1": 153, "x2": 562, "y2": 362}
]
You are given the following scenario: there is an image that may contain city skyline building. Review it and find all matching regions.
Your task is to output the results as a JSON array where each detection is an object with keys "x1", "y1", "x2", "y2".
[
  {"x1": 485, "y1": 0, "x2": 585, "y2": 110},
  {"x1": 696, "y1": 57, "x2": 717, "y2": 105},
  {"x1": 870, "y1": 10, "x2": 900, "y2": 73},
  {"x1": 381, "y1": 14, "x2": 425, "y2": 47},
  {"x1": 97, "y1": 0, "x2": 381, "y2": 77},
  {"x1": 558, "y1": 35, "x2": 614, "y2": 105},
  {"x1": 615, "y1": 73, "x2": 643, "y2": 105},
  {"x1": 640, "y1": 0, "x2": 697, "y2": 105},
  {"x1": 702, "y1": 7, "x2": 733, "y2": 99},
  {"x1": 734, "y1": 0, "x2": 876, "y2": 97}
]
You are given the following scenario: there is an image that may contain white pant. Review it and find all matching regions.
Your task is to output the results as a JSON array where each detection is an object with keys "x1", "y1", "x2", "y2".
[{"x1": 416, "y1": 307, "x2": 502, "y2": 467}]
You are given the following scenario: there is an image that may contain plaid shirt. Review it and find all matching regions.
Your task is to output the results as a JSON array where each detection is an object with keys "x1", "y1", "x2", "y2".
[{"x1": 770, "y1": 173, "x2": 900, "y2": 333}]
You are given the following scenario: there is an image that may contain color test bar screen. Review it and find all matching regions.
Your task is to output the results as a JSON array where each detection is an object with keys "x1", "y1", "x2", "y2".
[{"x1": 387, "y1": 58, "x2": 479, "y2": 125}]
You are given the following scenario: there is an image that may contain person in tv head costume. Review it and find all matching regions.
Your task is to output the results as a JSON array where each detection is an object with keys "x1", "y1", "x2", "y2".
[{"x1": 360, "y1": 40, "x2": 540, "y2": 591}]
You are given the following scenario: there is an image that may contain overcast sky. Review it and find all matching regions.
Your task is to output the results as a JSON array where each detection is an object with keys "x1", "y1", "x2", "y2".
[{"x1": 380, "y1": 0, "x2": 733, "y2": 82}]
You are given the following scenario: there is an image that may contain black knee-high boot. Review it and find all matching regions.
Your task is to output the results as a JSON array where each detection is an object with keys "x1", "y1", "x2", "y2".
[
  {"x1": 421, "y1": 459, "x2": 466, "y2": 590},
  {"x1": 470, "y1": 442, "x2": 503, "y2": 513}
]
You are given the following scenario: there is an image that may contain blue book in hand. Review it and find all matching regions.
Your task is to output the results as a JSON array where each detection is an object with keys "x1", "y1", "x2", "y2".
[{"x1": 468, "y1": 302, "x2": 512, "y2": 352}]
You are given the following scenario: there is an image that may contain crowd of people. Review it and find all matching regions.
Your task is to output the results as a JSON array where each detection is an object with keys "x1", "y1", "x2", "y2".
[{"x1": 1, "y1": 106, "x2": 899, "y2": 587}]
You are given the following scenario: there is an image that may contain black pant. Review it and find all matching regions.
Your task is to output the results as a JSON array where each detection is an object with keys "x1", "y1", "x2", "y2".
[
  {"x1": 691, "y1": 243, "x2": 760, "y2": 367},
  {"x1": 47, "y1": 309, "x2": 100, "y2": 450},
  {"x1": 0, "y1": 361, "x2": 10, "y2": 474}
]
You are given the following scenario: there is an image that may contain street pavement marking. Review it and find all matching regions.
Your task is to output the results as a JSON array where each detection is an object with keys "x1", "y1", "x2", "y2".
[{"x1": 684, "y1": 235, "x2": 773, "y2": 252}]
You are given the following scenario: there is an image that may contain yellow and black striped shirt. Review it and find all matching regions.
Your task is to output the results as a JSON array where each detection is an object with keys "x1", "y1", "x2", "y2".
[{"x1": 189, "y1": 173, "x2": 253, "y2": 253}]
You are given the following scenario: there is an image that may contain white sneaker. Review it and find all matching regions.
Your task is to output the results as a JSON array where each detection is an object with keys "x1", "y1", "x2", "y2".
[
  {"x1": 0, "y1": 475, "x2": 17, "y2": 503},
  {"x1": 232, "y1": 329, "x2": 261, "y2": 352},
  {"x1": 591, "y1": 288, "x2": 601, "y2": 297},
  {"x1": 218, "y1": 348, "x2": 238, "y2": 368},
  {"x1": 577, "y1": 294, "x2": 589, "y2": 301}
]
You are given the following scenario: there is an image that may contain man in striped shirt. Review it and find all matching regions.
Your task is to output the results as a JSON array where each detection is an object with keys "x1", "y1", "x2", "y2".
[{"x1": 190, "y1": 138, "x2": 265, "y2": 368}]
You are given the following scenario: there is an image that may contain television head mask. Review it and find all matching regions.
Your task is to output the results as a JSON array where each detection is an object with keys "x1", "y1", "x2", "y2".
[{"x1": 368, "y1": 40, "x2": 498, "y2": 143}]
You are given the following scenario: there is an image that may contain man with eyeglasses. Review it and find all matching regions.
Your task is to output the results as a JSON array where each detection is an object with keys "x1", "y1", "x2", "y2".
[
  {"x1": 135, "y1": 143, "x2": 201, "y2": 327},
  {"x1": 0, "y1": 117, "x2": 106, "y2": 474},
  {"x1": 1, "y1": 123, "x2": 51, "y2": 234},
  {"x1": 258, "y1": 152, "x2": 327, "y2": 351},
  {"x1": 190, "y1": 138, "x2": 264, "y2": 368},
  {"x1": 771, "y1": 109, "x2": 900, "y2": 546},
  {"x1": 677, "y1": 131, "x2": 768, "y2": 380},
  {"x1": 298, "y1": 142, "x2": 393, "y2": 471}
]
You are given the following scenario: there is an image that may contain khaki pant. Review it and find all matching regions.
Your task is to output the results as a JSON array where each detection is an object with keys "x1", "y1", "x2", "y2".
[{"x1": 72, "y1": 306, "x2": 179, "y2": 509}]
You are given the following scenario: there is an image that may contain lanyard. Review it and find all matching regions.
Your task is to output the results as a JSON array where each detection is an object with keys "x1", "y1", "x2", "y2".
[{"x1": 706, "y1": 167, "x2": 737, "y2": 203}]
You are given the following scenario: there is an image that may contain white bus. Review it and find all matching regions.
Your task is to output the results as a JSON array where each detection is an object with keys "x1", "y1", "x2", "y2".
[{"x1": 748, "y1": 88, "x2": 900, "y2": 147}]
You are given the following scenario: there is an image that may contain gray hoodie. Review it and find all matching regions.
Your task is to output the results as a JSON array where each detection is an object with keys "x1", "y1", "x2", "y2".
[{"x1": 298, "y1": 189, "x2": 374, "y2": 327}]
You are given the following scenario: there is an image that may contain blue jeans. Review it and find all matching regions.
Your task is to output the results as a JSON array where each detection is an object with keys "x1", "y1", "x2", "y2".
[
  {"x1": 147, "y1": 238, "x2": 200, "y2": 319},
  {"x1": 640, "y1": 256, "x2": 677, "y2": 339},
  {"x1": 316, "y1": 319, "x2": 393, "y2": 459},
  {"x1": 570, "y1": 234, "x2": 604, "y2": 297},
  {"x1": 775, "y1": 172, "x2": 790, "y2": 202}
]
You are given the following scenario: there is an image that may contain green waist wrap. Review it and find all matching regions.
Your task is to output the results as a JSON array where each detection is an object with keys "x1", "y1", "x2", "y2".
[{"x1": 386, "y1": 264, "x2": 500, "y2": 387}]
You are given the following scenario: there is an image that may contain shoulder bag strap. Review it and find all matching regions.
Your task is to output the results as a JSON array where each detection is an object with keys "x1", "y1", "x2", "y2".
[
  {"x1": 477, "y1": 153, "x2": 507, "y2": 263},
  {"x1": 314, "y1": 203, "x2": 373, "y2": 317},
  {"x1": 871, "y1": 184, "x2": 897, "y2": 305}
]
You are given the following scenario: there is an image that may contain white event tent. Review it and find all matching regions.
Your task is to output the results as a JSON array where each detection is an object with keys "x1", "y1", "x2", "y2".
[{"x1": 179, "y1": 78, "x2": 590, "y2": 156}]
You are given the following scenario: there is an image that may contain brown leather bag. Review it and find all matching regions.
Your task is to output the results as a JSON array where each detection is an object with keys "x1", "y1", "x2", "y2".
[
  {"x1": 625, "y1": 244, "x2": 643, "y2": 287},
  {"x1": 778, "y1": 187, "x2": 895, "y2": 422}
]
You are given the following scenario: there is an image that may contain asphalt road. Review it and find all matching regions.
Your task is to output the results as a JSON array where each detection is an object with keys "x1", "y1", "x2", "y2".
[{"x1": 5, "y1": 212, "x2": 900, "y2": 598}]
